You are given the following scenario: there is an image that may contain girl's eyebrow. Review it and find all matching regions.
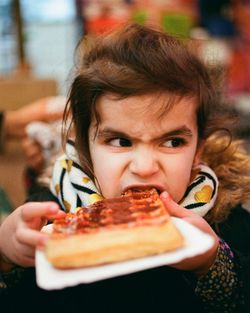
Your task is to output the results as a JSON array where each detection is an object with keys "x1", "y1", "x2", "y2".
[
  {"x1": 97, "y1": 126, "x2": 193, "y2": 140},
  {"x1": 97, "y1": 128, "x2": 128, "y2": 139},
  {"x1": 157, "y1": 126, "x2": 193, "y2": 139}
]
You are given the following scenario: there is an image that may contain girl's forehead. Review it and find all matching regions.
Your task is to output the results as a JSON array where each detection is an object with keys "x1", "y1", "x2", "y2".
[
  {"x1": 96, "y1": 92, "x2": 197, "y2": 119},
  {"x1": 92, "y1": 93, "x2": 198, "y2": 136}
]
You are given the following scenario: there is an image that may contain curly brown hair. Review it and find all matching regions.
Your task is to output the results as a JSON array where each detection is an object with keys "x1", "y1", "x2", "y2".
[
  {"x1": 61, "y1": 23, "x2": 249, "y2": 223},
  {"x1": 202, "y1": 134, "x2": 250, "y2": 224}
]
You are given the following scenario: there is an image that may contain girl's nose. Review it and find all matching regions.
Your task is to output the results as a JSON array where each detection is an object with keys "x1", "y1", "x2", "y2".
[{"x1": 129, "y1": 148, "x2": 159, "y2": 177}]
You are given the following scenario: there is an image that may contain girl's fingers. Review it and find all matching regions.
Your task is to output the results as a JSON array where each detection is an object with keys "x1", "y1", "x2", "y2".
[
  {"x1": 45, "y1": 209, "x2": 66, "y2": 221},
  {"x1": 160, "y1": 191, "x2": 193, "y2": 218},
  {"x1": 20, "y1": 202, "x2": 63, "y2": 222},
  {"x1": 13, "y1": 241, "x2": 35, "y2": 259},
  {"x1": 14, "y1": 250, "x2": 35, "y2": 267},
  {"x1": 19, "y1": 255, "x2": 35, "y2": 268},
  {"x1": 160, "y1": 192, "x2": 219, "y2": 246},
  {"x1": 16, "y1": 227, "x2": 49, "y2": 247}
]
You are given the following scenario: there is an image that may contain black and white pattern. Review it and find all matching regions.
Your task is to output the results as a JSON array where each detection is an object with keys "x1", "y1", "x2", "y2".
[{"x1": 50, "y1": 142, "x2": 218, "y2": 216}]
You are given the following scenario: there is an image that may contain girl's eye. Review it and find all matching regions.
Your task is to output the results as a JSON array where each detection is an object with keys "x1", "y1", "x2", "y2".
[
  {"x1": 108, "y1": 138, "x2": 132, "y2": 147},
  {"x1": 163, "y1": 138, "x2": 185, "y2": 148}
]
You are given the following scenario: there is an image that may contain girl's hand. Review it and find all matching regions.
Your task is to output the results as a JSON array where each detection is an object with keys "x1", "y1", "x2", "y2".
[
  {"x1": 0, "y1": 202, "x2": 65, "y2": 271},
  {"x1": 160, "y1": 192, "x2": 219, "y2": 276}
]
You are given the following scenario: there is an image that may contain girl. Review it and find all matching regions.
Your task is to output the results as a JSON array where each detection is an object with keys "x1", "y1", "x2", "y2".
[{"x1": 1, "y1": 23, "x2": 250, "y2": 313}]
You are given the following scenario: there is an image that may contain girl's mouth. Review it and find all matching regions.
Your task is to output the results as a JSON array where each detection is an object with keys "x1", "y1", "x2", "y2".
[{"x1": 122, "y1": 185, "x2": 164, "y2": 195}]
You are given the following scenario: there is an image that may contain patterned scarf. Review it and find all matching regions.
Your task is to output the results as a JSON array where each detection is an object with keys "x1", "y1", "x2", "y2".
[{"x1": 50, "y1": 141, "x2": 218, "y2": 217}]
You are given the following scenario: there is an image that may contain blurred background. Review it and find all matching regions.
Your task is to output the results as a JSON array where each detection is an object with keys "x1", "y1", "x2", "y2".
[{"x1": 0, "y1": 0, "x2": 250, "y2": 214}]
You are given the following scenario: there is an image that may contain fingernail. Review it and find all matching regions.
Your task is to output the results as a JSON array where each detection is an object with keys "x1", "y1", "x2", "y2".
[
  {"x1": 49, "y1": 204, "x2": 59, "y2": 212},
  {"x1": 58, "y1": 210, "x2": 66, "y2": 216},
  {"x1": 49, "y1": 208, "x2": 57, "y2": 215},
  {"x1": 161, "y1": 191, "x2": 169, "y2": 199}
]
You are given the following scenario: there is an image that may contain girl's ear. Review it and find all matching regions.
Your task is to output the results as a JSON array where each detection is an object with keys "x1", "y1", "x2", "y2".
[{"x1": 193, "y1": 141, "x2": 205, "y2": 167}]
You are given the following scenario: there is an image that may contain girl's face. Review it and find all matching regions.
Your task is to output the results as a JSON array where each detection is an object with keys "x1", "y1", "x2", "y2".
[{"x1": 89, "y1": 93, "x2": 201, "y2": 202}]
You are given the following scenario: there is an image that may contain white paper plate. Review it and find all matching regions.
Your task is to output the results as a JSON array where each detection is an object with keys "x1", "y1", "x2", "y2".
[{"x1": 36, "y1": 218, "x2": 214, "y2": 290}]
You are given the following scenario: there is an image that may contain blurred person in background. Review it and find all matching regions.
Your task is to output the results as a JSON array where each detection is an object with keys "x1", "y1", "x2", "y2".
[
  {"x1": 0, "y1": 96, "x2": 65, "y2": 152},
  {"x1": 226, "y1": 0, "x2": 250, "y2": 96},
  {"x1": 0, "y1": 96, "x2": 66, "y2": 223},
  {"x1": 21, "y1": 96, "x2": 67, "y2": 199},
  {"x1": 85, "y1": 2, "x2": 128, "y2": 36}
]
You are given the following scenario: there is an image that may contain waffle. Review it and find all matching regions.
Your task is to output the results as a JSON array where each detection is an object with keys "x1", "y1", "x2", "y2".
[{"x1": 45, "y1": 189, "x2": 184, "y2": 269}]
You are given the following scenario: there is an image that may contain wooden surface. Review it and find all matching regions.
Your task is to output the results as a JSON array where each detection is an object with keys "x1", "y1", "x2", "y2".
[{"x1": 0, "y1": 77, "x2": 57, "y2": 110}]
